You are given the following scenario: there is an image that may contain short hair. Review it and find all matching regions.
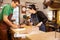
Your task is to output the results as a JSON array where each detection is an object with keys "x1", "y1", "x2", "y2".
[
  {"x1": 12, "y1": 0, "x2": 20, "y2": 4},
  {"x1": 28, "y1": 4, "x2": 36, "y2": 10}
]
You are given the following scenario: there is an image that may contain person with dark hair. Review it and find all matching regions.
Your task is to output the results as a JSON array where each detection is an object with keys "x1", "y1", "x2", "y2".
[
  {"x1": 27, "y1": 4, "x2": 48, "y2": 31},
  {"x1": 12, "y1": 0, "x2": 20, "y2": 4},
  {"x1": 0, "y1": 0, "x2": 20, "y2": 40}
]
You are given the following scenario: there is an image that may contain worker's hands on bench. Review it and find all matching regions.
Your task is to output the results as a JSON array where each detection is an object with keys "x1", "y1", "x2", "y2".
[{"x1": 11, "y1": 24, "x2": 19, "y2": 29}]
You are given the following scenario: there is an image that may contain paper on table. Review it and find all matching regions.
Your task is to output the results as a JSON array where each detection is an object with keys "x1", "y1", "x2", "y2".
[{"x1": 14, "y1": 33, "x2": 26, "y2": 38}]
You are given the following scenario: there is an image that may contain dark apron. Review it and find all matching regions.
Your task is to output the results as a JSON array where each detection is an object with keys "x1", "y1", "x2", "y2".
[{"x1": 0, "y1": 14, "x2": 13, "y2": 40}]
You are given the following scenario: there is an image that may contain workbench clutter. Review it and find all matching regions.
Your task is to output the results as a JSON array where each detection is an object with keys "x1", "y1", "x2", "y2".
[
  {"x1": 10, "y1": 24, "x2": 40, "y2": 40},
  {"x1": 11, "y1": 27, "x2": 60, "y2": 40}
]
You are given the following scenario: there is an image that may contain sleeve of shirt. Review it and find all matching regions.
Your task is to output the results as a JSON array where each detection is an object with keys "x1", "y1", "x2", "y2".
[
  {"x1": 3, "y1": 5, "x2": 10, "y2": 16},
  {"x1": 38, "y1": 11, "x2": 48, "y2": 24}
]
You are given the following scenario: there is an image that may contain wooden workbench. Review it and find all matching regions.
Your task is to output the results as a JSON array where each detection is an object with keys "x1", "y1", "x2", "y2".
[{"x1": 10, "y1": 27, "x2": 60, "y2": 40}]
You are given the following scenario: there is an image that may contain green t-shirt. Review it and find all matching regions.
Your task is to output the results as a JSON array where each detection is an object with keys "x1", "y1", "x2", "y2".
[{"x1": 0, "y1": 4, "x2": 14, "y2": 21}]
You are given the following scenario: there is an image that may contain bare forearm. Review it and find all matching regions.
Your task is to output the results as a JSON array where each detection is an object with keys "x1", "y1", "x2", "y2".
[
  {"x1": 3, "y1": 15, "x2": 14, "y2": 27},
  {"x1": 36, "y1": 22, "x2": 43, "y2": 27}
]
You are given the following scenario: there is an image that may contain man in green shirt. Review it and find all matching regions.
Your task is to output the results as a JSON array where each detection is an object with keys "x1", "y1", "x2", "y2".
[
  {"x1": 0, "y1": 4, "x2": 14, "y2": 21},
  {"x1": 0, "y1": 0, "x2": 20, "y2": 40}
]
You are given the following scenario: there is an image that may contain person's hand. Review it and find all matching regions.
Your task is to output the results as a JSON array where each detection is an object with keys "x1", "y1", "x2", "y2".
[
  {"x1": 32, "y1": 26, "x2": 39, "y2": 31},
  {"x1": 11, "y1": 24, "x2": 18, "y2": 29},
  {"x1": 36, "y1": 22, "x2": 43, "y2": 27}
]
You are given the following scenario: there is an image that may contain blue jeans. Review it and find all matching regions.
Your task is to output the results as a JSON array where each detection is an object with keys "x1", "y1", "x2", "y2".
[{"x1": 39, "y1": 24, "x2": 46, "y2": 32}]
